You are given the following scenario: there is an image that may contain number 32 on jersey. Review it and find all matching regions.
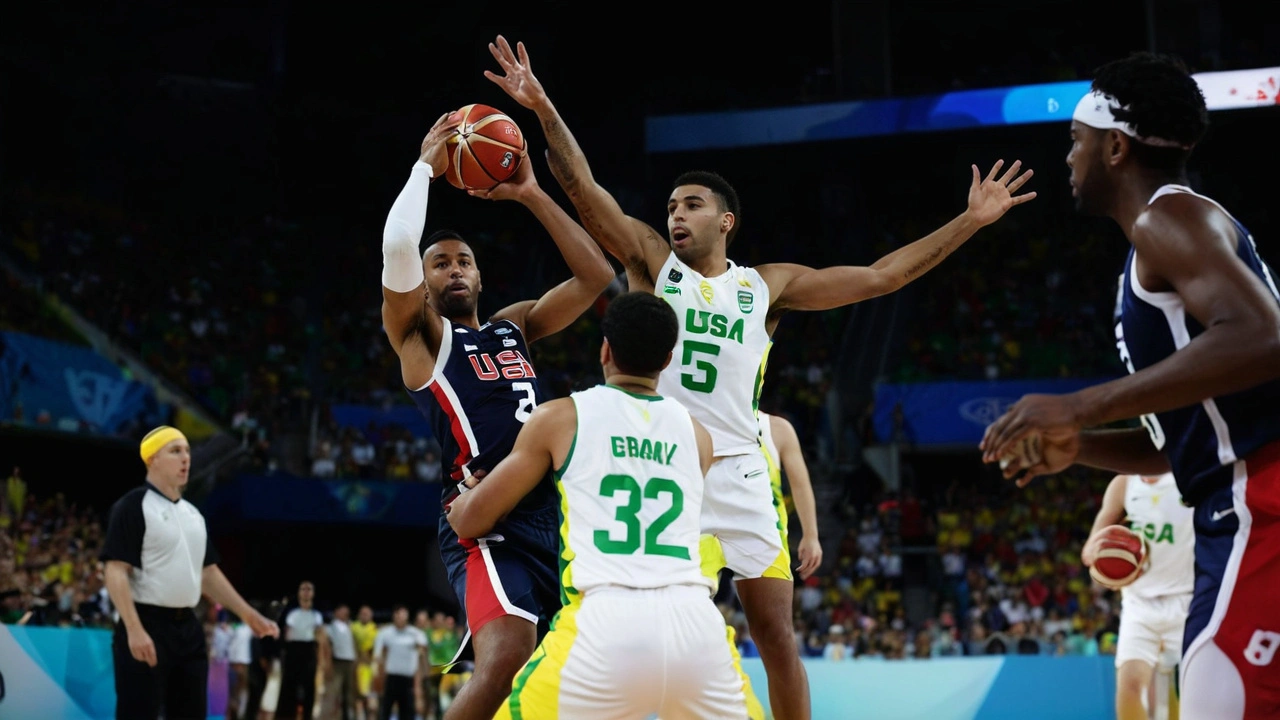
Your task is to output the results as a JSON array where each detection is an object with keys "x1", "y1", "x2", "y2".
[{"x1": 594, "y1": 474, "x2": 690, "y2": 559}]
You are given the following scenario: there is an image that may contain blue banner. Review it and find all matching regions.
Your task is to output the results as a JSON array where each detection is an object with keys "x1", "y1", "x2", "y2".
[
  {"x1": 872, "y1": 378, "x2": 1117, "y2": 446},
  {"x1": 0, "y1": 331, "x2": 165, "y2": 436},
  {"x1": 206, "y1": 473, "x2": 444, "y2": 528},
  {"x1": 645, "y1": 66, "x2": 1280, "y2": 152},
  {"x1": 329, "y1": 403, "x2": 432, "y2": 439}
]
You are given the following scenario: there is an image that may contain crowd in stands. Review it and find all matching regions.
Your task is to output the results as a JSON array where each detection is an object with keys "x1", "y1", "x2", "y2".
[
  {"x1": 0, "y1": 469, "x2": 113, "y2": 628},
  {"x1": 0, "y1": 473, "x2": 469, "y2": 719},
  {"x1": 743, "y1": 466, "x2": 1122, "y2": 661},
  {"x1": 0, "y1": 191, "x2": 834, "y2": 470},
  {"x1": 892, "y1": 217, "x2": 1128, "y2": 383}
]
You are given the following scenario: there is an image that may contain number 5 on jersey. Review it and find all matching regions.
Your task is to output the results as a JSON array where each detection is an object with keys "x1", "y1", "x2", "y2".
[
  {"x1": 681, "y1": 341, "x2": 720, "y2": 393},
  {"x1": 594, "y1": 474, "x2": 690, "y2": 559}
]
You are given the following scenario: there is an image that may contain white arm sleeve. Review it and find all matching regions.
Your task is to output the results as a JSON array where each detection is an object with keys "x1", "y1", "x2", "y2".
[{"x1": 381, "y1": 160, "x2": 433, "y2": 293}]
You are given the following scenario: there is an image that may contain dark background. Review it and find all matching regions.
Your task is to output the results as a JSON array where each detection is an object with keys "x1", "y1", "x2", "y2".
[{"x1": 3, "y1": 0, "x2": 1278, "y2": 609}]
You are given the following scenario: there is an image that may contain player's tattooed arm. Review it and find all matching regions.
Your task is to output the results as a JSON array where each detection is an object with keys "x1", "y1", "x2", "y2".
[
  {"x1": 446, "y1": 400, "x2": 573, "y2": 538},
  {"x1": 489, "y1": 172, "x2": 615, "y2": 343},
  {"x1": 484, "y1": 34, "x2": 667, "y2": 290}
]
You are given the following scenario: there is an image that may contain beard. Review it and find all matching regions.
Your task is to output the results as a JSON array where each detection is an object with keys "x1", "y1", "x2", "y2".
[
  {"x1": 433, "y1": 290, "x2": 476, "y2": 318},
  {"x1": 1073, "y1": 173, "x2": 1110, "y2": 216}
]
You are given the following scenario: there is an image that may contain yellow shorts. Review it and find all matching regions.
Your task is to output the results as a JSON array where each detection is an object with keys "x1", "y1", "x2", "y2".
[
  {"x1": 357, "y1": 662, "x2": 373, "y2": 697},
  {"x1": 495, "y1": 588, "x2": 764, "y2": 720}
]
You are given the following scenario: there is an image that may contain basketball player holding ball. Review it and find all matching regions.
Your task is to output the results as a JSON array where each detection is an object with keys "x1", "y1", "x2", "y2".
[
  {"x1": 380, "y1": 110, "x2": 615, "y2": 720},
  {"x1": 1085, "y1": 472, "x2": 1193, "y2": 720},
  {"x1": 483, "y1": 35, "x2": 1037, "y2": 720},
  {"x1": 982, "y1": 53, "x2": 1280, "y2": 719}
]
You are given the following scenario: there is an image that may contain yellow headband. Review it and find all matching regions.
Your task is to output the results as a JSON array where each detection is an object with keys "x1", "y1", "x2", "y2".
[{"x1": 140, "y1": 426, "x2": 187, "y2": 464}]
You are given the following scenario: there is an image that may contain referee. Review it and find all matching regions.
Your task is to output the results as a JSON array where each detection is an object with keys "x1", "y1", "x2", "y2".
[{"x1": 101, "y1": 425, "x2": 280, "y2": 719}]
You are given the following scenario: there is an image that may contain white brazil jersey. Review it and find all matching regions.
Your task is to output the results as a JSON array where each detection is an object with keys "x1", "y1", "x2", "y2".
[
  {"x1": 559, "y1": 385, "x2": 712, "y2": 594},
  {"x1": 1123, "y1": 473, "x2": 1194, "y2": 599},
  {"x1": 655, "y1": 253, "x2": 772, "y2": 456}
]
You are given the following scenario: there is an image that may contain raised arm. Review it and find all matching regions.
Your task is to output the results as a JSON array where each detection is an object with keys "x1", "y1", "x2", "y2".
[
  {"x1": 982, "y1": 193, "x2": 1280, "y2": 463},
  {"x1": 477, "y1": 158, "x2": 616, "y2": 343},
  {"x1": 484, "y1": 35, "x2": 670, "y2": 290},
  {"x1": 446, "y1": 398, "x2": 575, "y2": 538},
  {"x1": 761, "y1": 161, "x2": 1036, "y2": 317},
  {"x1": 381, "y1": 112, "x2": 461, "y2": 360},
  {"x1": 770, "y1": 414, "x2": 822, "y2": 579}
]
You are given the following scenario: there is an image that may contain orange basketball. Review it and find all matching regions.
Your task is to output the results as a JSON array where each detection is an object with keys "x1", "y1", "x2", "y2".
[
  {"x1": 1088, "y1": 525, "x2": 1147, "y2": 589},
  {"x1": 445, "y1": 104, "x2": 526, "y2": 191}
]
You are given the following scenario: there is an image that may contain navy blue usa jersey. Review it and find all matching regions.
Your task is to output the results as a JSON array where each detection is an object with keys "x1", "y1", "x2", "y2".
[
  {"x1": 408, "y1": 317, "x2": 556, "y2": 513},
  {"x1": 1116, "y1": 184, "x2": 1280, "y2": 506}
]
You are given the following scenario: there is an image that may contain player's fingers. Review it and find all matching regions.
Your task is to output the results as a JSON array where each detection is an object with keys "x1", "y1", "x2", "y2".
[
  {"x1": 145, "y1": 644, "x2": 158, "y2": 667},
  {"x1": 496, "y1": 35, "x2": 517, "y2": 64},
  {"x1": 489, "y1": 42, "x2": 515, "y2": 72},
  {"x1": 1012, "y1": 191, "x2": 1038, "y2": 204},
  {"x1": 1020, "y1": 462, "x2": 1049, "y2": 485},
  {"x1": 971, "y1": 164, "x2": 980, "y2": 187},
  {"x1": 983, "y1": 420, "x2": 1024, "y2": 458},
  {"x1": 1006, "y1": 168, "x2": 1034, "y2": 193},
  {"x1": 987, "y1": 420, "x2": 1024, "y2": 463},
  {"x1": 985, "y1": 159, "x2": 1004, "y2": 183},
  {"x1": 517, "y1": 41, "x2": 531, "y2": 70},
  {"x1": 997, "y1": 159, "x2": 1022, "y2": 185},
  {"x1": 981, "y1": 418, "x2": 1008, "y2": 460}
]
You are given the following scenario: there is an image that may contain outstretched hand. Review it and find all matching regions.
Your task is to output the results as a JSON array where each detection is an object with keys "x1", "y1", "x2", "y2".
[
  {"x1": 484, "y1": 35, "x2": 548, "y2": 111},
  {"x1": 967, "y1": 159, "x2": 1036, "y2": 227}
]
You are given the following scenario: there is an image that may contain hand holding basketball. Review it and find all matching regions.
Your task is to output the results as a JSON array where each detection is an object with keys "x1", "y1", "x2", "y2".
[
  {"x1": 484, "y1": 35, "x2": 548, "y2": 112},
  {"x1": 420, "y1": 111, "x2": 464, "y2": 179},
  {"x1": 467, "y1": 147, "x2": 534, "y2": 202},
  {"x1": 1085, "y1": 525, "x2": 1148, "y2": 589},
  {"x1": 444, "y1": 104, "x2": 526, "y2": 191},
  {"x1": 967, "y1": 159, "x2": 1037, "y2": 226}
]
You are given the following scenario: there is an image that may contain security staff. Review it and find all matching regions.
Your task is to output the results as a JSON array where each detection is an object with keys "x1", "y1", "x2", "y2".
[{"x1": 101, "y1": 425, "x2": 279, "y2": 719}]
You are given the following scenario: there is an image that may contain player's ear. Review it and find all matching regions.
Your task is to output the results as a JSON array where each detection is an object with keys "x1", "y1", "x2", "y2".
[
  {"x1": 600, "y1": 339, "x2": 611, "y2": 369},
  {"x1": 721, "y1": 212, "x2": 735, "y2": 235},
  {"x1": 1106, "y1": 129, "x2": 1129, "y2": 167},
  {"x1": 659, "y1": 350, "x2": 673, "y2": 372}
]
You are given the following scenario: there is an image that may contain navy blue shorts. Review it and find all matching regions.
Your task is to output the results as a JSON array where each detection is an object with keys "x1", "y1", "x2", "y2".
[
  {"x1": 1180, "y1": 440, "x2": 1280, "y2": 719},
  {"x1": 437, "y1": 503, "x2": 560, "y2": 666}
]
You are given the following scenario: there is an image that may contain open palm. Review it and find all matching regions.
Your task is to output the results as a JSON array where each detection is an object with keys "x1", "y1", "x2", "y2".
[
  {"x1": 967, "y1": 159, "x2": 1036, "y2": 226},
  {"x1": 484, "y1": 35, "x2": 547, "y2": 111}
]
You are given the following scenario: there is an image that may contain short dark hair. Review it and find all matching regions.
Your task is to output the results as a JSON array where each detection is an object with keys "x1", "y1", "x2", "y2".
[
  {"x1": 422, "y1": 228, "x2": 468, "y2": 255},
  {"x1": 673, "y1": 171, "x2": 742, "y2": 246},
  {"x1": 601, "y1": 292, "x2": 679, "y2": 376},
  {"x1": 1091, "y1": 52, "x2": 1208, "y2": 172},
  {"x1": 392, "y1": 603, "x2": 409, "y2": 614}
]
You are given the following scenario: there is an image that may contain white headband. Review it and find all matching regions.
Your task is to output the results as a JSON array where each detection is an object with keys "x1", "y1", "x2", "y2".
[{"x1": 1071, "y1": 90, "x2": 1190, "y2": 149}]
